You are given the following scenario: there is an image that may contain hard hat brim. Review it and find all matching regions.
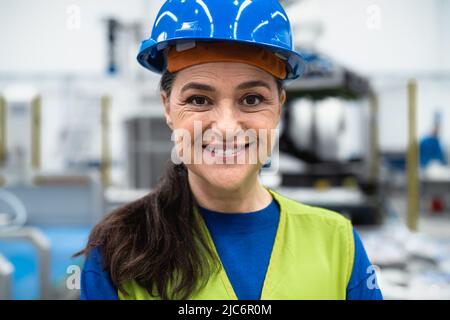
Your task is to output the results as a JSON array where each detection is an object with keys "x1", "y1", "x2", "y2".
[{"x1": 137, "y1": 38, "x2": 307, "y2": 80}]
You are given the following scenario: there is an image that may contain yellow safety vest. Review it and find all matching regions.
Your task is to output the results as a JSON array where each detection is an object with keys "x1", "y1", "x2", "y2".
[{"x1": 119, "y1": 188, "x2": 355, "y2": 300}]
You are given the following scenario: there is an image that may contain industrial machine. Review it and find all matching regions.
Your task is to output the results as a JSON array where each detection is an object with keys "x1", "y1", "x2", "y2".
[
  {"x1": 0, "y1": 86, "x2": 41, "y2": 184},
  {"x1": 274, "y1": 50, "x2": 382, "y2": 225},
  {"x1": 0, "y1": 87, "x2": 105, "y2": 299},
  {"x1": 125, "y1": 107, "x2": 173, "y2": 189}
]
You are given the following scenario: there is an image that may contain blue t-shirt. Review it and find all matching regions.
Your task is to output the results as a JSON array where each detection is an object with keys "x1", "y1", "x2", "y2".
[{"x1": 80, "y1": 199, "x2": 383, "y2": 300}]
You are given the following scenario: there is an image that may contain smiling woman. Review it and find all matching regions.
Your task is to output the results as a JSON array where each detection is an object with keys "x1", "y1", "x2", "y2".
[
  {"x1": 163, "y1": 62, "x2": 285, "y2": 192},
  {"x1": 77, "y1": 0, "x2": 383, "y2": 300}
]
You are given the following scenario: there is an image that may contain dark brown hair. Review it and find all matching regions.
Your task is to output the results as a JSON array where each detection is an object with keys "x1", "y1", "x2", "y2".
[{"x1": 76, "y1": 69, "x2": 284, "y2": 299}]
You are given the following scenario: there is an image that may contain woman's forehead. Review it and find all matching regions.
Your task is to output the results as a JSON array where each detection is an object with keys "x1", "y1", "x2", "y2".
[{"x1": 175, "y1": 62, "x2": 276, "y2": 86}]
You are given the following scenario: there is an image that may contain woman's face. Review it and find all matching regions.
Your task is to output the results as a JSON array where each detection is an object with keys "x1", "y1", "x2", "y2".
[{"x1": 162, "y1": 62, "x2": 285, "y2": 191}]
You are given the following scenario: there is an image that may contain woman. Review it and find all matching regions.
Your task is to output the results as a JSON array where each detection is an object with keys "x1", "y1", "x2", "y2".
[{"x1": 79, "y1": 0, "x2": 383, "y2": 300}]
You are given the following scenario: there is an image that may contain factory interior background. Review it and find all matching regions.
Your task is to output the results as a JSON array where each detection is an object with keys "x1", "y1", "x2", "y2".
[{"x1": 0, "y1": 0, "x2": 450, "y2": 300}]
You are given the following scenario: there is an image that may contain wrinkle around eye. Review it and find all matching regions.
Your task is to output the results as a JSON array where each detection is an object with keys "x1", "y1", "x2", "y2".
[{"x1": 171, "y1": 103, "x2": 210, "y2": 120}]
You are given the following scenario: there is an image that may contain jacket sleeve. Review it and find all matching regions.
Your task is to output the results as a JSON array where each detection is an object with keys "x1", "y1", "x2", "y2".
[
  {"x1": 346, "y1": 228, "x2": 383, "y2": 300},
  {"x1": 80, "y1": 247, "x2": 118, "y2": 300}
]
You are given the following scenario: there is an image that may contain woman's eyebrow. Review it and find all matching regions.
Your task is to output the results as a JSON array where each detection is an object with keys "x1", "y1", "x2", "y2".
[
  {"x1": 236, "y1": 80, "x2": 271, "y2": 91},
  {"x1": 181, "y1": 82, "x2": 215, "y2": 93}
]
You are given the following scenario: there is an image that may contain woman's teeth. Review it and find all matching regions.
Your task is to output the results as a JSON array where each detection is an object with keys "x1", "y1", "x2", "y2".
[{"x1": 204, "y1": 144, "x2": 247, "y2": 157}]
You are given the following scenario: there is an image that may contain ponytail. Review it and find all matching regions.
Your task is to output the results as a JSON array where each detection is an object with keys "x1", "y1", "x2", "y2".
[{"x1": 76, "y1": 161, "x2": 217, "y2": 299}]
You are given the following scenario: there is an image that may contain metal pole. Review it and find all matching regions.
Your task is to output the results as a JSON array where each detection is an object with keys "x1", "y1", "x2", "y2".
[
  {"x1": 31, "y1": 95, "x2": 41, "y2": 170},
  {"x1": 101, "y1": 95, "x2": 112, "y2": 187},
  {"x1": 407, "y1": 79, "x2": 419, "y2": 231},
  {"x1": 0, "y1": 96, "x2": 6, "y2": 166},
  {"x1": 0, "y1": 253, "x2": 14, "y2": 300},
  {"x1": 0, "y1": 227, "x2": 51, "y2": 299},
  {"x1": 368, "y1": 90, "x2": 380, "y2": 183}
]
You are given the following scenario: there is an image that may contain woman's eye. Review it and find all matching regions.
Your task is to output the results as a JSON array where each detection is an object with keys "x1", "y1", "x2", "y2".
[
  {"x1": 188, "y1": 96, "x2": 210, "y2": 106},
  {"x1": 242, "y1": 95, "x2": 263, "y2": 106}
]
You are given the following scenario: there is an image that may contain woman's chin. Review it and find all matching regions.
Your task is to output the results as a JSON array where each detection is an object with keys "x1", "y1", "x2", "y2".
[{"x1": 190, "y1": 163, "x2": 259, "y2": 191}]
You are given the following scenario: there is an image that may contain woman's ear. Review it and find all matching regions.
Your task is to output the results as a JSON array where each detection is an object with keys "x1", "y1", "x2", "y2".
[
  {"x1": 278, "y1": 89, "x2": 286, "y2": 117},
  {"x1": 161, "y1": 91, "x2": 174, "y2": 129}
]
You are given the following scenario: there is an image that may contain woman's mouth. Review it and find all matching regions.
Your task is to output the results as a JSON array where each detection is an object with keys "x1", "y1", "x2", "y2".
[{"x1": 201, "y1": 142, "x2": 253, "y2": 160}]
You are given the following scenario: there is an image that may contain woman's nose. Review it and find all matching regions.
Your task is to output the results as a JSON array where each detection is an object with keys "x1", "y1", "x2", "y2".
[{"x1": 211, "y1": 103, "x2": 243, "y2": 137}]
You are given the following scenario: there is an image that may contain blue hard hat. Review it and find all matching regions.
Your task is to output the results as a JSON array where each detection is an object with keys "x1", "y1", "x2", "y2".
[{"x1": 137, "y1": 0, "x2": 307, "y2": 80}]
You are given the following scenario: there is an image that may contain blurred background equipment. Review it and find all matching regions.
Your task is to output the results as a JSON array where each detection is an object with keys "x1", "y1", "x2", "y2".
[
  {"x1": 0, "y1": 188, "x2": 51, "y2": 300},
  {"x1": 0, "y1": 189, "x2": 27, "y2": 232},
  {"x1": 273, "y1": 50, "x2": 380, "y2": 225},
  {"x1": 0, "y1": 253, "x2": 14, "y2": 300},
  {"x1": 1, "y1": 85, "x2": 41, "y2": 184},
  {"x1": 125, "y1": 108, "x2": 172, "y2": 189},
  {"x1": 419, "y1": 110, "x2": 450, "y2": 221},
  {"x1": 420, "y1": 110, "x2": 448, "y2": 169},
  {"x1": 0, "y1": 85, "x2": 106, "y2": 299}
]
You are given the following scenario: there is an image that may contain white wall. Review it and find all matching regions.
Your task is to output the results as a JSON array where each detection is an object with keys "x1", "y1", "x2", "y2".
[
  {"x1": 437, "y1": 0, "x2": 450, "y2": 71},
  {"x1": 289, "y1": 0, "x2": 449, "y2": 75},
  {"x1": 0, "y1": 0, "x2": 163, "y2": 75}
]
